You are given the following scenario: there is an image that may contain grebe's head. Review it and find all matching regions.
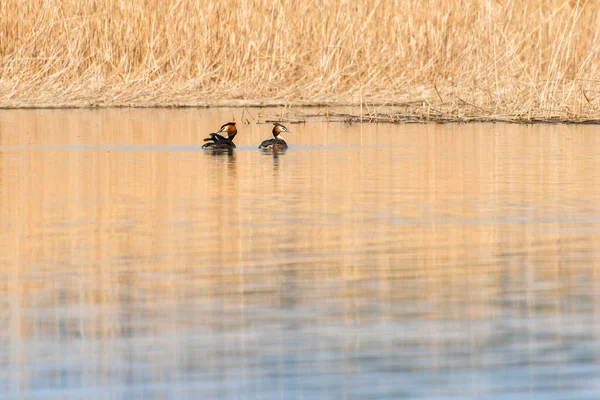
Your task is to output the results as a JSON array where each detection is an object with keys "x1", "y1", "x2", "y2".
[
  {"x1": 272, "y1": 122, "x2": 292, "y2": 139},
  {"x1": 218, "y1": 122, "x2": 237, "y2": 139}
]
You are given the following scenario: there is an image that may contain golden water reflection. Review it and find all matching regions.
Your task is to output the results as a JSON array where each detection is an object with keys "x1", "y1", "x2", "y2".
[{"x1": 1, "y1": 109, "x2": 600, "y2": 398}]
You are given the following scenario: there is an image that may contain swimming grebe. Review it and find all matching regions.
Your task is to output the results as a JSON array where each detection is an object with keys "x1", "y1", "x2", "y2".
[
  {"x1": 202, "y1": 122, "x2": 238, "y2": 149},
  {"x1": 258, "y1": 122, "x2": 292, "y2": 150}
]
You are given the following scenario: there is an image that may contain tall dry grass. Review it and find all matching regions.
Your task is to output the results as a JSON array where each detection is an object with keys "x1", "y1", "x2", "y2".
[{"x1": 1, "y1": 0, "x2": 600, "y2": 119}]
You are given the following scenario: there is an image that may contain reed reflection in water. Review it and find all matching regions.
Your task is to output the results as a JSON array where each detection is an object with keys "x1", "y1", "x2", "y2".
[{"x1": 0, "y1": 109, "x2": 600, "y2": 399}]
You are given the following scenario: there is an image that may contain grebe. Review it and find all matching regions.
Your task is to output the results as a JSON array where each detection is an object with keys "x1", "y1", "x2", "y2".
[
  {"x1": 202, "y1": 122, "x2": 237, "y2": 150},
  {"x1": 258, "y1": 122, "x2": 292, "y2": 150}
]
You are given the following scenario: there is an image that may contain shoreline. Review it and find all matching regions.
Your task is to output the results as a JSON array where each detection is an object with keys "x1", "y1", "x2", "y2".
[{"x1": 1, "y1": 101, "x2": 598, "y2": 124}]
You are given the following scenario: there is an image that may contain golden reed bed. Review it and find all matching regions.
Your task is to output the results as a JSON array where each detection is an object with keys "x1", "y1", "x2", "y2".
[{"x1": 1, "y1": 0, "x2": 599, "y2": 122}]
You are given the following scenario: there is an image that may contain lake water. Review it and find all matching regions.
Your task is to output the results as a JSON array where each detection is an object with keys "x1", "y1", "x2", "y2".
[{"x1": 1, "y1": 109, "x2": 599, "y2": 399}]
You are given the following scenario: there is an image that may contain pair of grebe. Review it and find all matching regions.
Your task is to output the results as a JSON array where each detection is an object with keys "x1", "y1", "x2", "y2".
[{"x1": 201, "y1": 122, "x2": 292, "y2": 150}]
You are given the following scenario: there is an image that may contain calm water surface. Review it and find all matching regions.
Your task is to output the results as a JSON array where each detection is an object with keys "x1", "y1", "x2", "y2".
[{"x1": 1, "y1": 109, "x2": 600, "y2": 399}]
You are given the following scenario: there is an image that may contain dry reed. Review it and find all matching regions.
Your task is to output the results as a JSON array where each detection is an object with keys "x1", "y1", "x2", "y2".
[{"x1": 1, "y1": 0, "x2": 600, "y2": 121}]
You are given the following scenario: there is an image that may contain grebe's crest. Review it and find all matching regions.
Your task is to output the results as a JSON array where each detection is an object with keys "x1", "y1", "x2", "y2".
[
  {"x1": 216, "y1": 122, "x2": 237, "y2": 139},
  {"x1": 218, "y1": 122, "x2": 237, "y2": 133},
  {"x1": 272, "y1": 122, "x2": 292, "y2": 137}
]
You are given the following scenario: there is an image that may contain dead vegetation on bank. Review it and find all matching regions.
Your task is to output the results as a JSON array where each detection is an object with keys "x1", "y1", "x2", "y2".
[{"x1": 1, "y1": 0, "x2": 600, "y2": 122}]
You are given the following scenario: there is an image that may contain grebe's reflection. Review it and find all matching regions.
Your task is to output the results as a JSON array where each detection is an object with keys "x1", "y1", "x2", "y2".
[{"x1": 261, "y1": 148, "x2": 286, "y2": 169}]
